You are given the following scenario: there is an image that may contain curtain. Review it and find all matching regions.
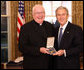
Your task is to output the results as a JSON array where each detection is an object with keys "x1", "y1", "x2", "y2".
[
  {"x1": 72, "y1": 1, "x2": 83, "y2": 29},
  {"x1": 10, "y1": 1, "x2": 18, "y2": 60}
]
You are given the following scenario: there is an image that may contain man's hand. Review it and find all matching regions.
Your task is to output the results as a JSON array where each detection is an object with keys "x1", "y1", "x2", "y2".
[
  {"x1": 40, "y1": 47, "x2": 50, "y2": 54},
  {"x1": 53, "y1": 50, "x2": 64, "y2": 56}
]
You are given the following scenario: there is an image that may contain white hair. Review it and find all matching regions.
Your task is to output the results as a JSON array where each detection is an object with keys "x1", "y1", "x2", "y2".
[{"x1": 32, "y1": 4, "x2": 45, "y2": 14}]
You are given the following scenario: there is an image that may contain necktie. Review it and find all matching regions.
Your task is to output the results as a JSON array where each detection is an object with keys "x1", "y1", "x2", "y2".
[{"x1": 58, "y1": 28, "x2": 63, "y2": 46}]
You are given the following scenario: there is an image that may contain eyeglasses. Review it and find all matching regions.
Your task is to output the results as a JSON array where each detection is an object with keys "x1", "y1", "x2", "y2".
[{"x1": 34, "y1": 12, "x2": 45, "y2": 14}]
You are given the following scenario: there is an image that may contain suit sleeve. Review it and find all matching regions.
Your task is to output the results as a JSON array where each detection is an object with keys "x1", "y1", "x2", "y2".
[
  {"x1": 18, "y1": 25, "x2": 41, "y2": 56},
  {"x1": 66, "y1": 27, "x2": 83, "y2": 57}
]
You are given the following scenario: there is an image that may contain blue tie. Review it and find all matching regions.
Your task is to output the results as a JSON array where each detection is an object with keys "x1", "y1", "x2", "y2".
[{"x1": 58, "y1": 28, "x2": 63, "y2": 46}]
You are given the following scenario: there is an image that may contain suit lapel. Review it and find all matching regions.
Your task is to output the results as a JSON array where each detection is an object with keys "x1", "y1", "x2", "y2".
[{"x1": 59, "y1": 22, "x2": 71, "y2": 48}]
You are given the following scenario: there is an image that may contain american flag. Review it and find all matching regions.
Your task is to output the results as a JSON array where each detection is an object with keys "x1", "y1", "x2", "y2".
[{"x1": 17, "y1": 1, "x2": 25, "y2": 40}]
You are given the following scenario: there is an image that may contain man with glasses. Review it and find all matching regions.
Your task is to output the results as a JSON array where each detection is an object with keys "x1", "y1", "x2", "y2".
[{"x1": 18, "y1": 4, "x2": 55, "y2": 69}]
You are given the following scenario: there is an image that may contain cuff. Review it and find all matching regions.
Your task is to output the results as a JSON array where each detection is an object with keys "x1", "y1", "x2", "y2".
[{"x1": 64, "y1": 50, "x2": 66, "y2": 57}]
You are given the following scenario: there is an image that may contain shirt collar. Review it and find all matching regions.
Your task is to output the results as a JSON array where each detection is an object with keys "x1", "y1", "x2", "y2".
[
  {"x1": 39, "y1": 23, "x2": 42, "y2": 26},
  {"x1": 33, "y1": 19, "x2": 43, "y2": 26},
  {"x1": 60, "y1": 21, "x2": 68, "y2": 30}
]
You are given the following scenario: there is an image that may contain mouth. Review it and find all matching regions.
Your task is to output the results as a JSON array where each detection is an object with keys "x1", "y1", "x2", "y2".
[
  {"x1": 38, "y1": 17, "x2": 43, "y2": 19},
  {"x1": 59, "y1": 19, "x2": 65, "y2": 22}
]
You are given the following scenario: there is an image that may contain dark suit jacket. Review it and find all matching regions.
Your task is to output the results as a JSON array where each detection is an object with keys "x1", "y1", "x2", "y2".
[
  {"x1": 53, "y1": 22, "x2": 83, "y2": 69},
  {"x1": 18, "y1": 20, "x2": 55, "y2": 69}
]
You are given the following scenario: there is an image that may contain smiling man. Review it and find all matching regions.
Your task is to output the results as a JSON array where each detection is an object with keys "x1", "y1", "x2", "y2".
[
  {"x1": 53, "y1": 6, "x2": 83, "y2": 69},
  {"x1": 32, "y1": 5, "x2": 45, "y2": 24},
  {"x1": 18, "y1": 4, "x2": 55, "y2": 69}
]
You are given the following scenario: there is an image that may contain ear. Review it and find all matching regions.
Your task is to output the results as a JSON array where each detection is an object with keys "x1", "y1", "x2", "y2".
[{"x1": 68, "y1": 14, "x2": 69, "y2": 17}]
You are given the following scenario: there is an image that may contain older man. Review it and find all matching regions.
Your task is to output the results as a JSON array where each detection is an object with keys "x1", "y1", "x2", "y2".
[
  {"x1": 18, "y1": 4, "x2": 55, "y2": 69},
  {"x1": 53, "y1": 6, "x2": 83, "y2": 69}
]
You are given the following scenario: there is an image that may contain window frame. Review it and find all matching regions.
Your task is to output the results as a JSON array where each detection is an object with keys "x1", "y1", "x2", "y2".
[{"x1": 1, "y1": 1, "x2": 11, "y2": 62}]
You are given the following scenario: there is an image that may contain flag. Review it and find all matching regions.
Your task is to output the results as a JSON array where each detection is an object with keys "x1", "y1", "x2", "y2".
[{"x1": 17, "y1": 1, "x2": 25, "y2": 41}]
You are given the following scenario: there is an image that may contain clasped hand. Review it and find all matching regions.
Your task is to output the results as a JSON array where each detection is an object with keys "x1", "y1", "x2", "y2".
[
  {"x1": 53, "y1": 50, "x2": 64, "y2": 56},
  {"x1": 40, "y1": 47, "x2": 50, "y2": 54},
  {"x1": 40, "y1": 47, "x2": 64, "y2": 56}
]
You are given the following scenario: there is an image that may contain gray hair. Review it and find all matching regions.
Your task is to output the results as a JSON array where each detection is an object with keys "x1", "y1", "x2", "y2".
[{"x1": 55, "y1": 6, "x2": 69, "y2": 15}]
